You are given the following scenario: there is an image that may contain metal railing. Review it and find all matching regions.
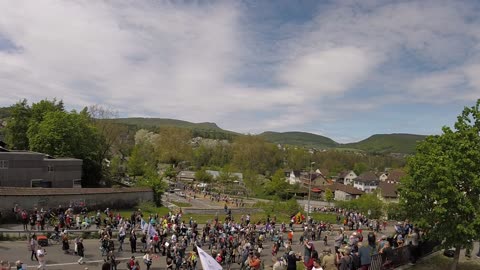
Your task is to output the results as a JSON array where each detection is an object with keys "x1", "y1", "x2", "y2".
[{"x1": 369, "y1": 240, "x2": 439, "y2": 270}]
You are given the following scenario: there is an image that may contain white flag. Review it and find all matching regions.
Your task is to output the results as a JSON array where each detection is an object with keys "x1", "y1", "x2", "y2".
[
  {"x1": 196, "y1": 245, "x2": 223, "y2": 270},
  {"x1": 148, "y1": 223, "x2": 157, "y2": 237}
]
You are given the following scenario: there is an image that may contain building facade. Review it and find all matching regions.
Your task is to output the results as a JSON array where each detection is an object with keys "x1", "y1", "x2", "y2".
[{"x1": 0, "y1": 151, "x2": 82, "y2": 188}]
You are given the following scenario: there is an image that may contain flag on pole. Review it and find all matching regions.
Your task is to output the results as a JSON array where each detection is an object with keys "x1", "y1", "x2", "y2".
[
  {"x1": 140, "y1": 218, "x2": 147, "y2": 231},
  {"x1": 147, "y1": 223, "x2": 157, "y2": 237},
  {"x1": 196, "y1": 245, "x2": 223, "y2": 270}
]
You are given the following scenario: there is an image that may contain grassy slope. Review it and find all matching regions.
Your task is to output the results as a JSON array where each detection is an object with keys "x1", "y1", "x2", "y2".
[
  {"x1": 342, "y1": 133, "x2": 427, "y2": 154},
  {"x1": 260, "y1": 131, "x2": 339, "y2": 148},
  {"x1": 112, "y1": 117, "x2": 222, "y2": 130}
]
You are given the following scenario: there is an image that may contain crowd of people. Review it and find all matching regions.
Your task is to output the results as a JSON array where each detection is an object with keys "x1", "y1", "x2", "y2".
[{"x1": 0, "y1": 201, "x2": 436, "y2": 270}]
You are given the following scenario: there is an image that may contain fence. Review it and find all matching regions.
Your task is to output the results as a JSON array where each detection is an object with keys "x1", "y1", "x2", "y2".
[{"x1": 369, "y1": 240, "x2": 440, "y2": 270}]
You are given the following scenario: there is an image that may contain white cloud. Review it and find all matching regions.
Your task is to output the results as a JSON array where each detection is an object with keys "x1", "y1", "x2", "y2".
[
  {"x1": 0, "y1": 0, "x2": 479, "y2": 136},
  {"x1": 280, "y1": 47, "x2": 375, "y2": 96}
]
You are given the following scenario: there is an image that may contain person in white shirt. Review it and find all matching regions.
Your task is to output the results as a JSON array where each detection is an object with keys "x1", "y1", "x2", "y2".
[
  {"x1": 36, "y1": 248, "x2": 47, "y2": 270},
  {"x1": 312, "y1": 258, "x2": 324, "y2": 270}
]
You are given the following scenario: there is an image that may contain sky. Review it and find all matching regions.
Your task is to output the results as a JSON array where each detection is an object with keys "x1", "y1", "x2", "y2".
[{"x1": 1, "y1": 0, "x2": 480, "y2": 143}]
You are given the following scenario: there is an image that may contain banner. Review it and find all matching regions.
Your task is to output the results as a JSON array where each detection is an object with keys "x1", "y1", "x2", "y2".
[{"x1": 196, "y1": 245, "x2": 223, "y2": 270}]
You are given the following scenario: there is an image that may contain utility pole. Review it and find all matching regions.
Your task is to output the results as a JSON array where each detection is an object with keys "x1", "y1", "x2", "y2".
[{"x1": 307, "y1": 161, "x2": 315, "y2": 221}]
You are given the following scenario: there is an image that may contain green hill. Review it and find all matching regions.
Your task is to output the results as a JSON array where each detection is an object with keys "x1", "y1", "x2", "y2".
[
  {"x1": 110, "y1": 118, "x2": 426, "y2": 154},
  {"x1": 111, "y1": 117, "x2": 237, "y2": 140},
  {"x1": 341, "y1": 133, "x2": 427, "y2": 154},
  {"x1": 260, "y1": 131, "x2": 339, "y2": 148},
  {"x1": 112, "y1": 117, "x2": 222, "y2": 130}
]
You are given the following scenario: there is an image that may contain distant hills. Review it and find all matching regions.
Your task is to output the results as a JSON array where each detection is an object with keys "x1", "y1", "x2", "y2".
[
  {"x1": 342, "y1": 134, "x2": 427, "y2": 154},
  {"x1": 0, "y1": 109, "x2": 427, "y2": 154},
  {"x1": 259, "y1": 131, "x2": 339, "y2": 148},
  {"x1": 112, "y1": 117, "x2": 224, "y2": 131},
  {"x1": 113, "y1": 117, "x2": 427, "y2": 154}
]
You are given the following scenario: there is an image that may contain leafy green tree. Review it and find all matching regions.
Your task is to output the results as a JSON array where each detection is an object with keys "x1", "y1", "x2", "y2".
[
  {"x1": 5, "y1": 99, "x2": 31, "y2": 150},
  {"x1": 136, "y1": 166, "x2": 167, "y2": 206},
  {"x1": 400, "y1": 100, "x2": 480, "y2": 270},
  {"x1": 195, "y1": 169, "x2": 213, "y2": 183},
  {"x1": 162, "y1": 165, "x2": 177, "y2": 180},
  {"x1": 153, "y1": 127, "x2": 192, "y2": 165},
  {"x1": 353, "y1": 162, "x2": 369, "y2": 175},
  {"x1": 27, "y1": 109, "x2": 103, "y2": 186},
  {"x1": 325, "y1": 188, "x2": 334, "y2": 202},
  {"x1": 232, "y1": 135, "x2": 282, "y2": 174},
  {"x1": 285, "y1": 147, "x2": 310, "y2": 171},
  {"x1": 109, "y1": 155, "x2": 123, "y2": 181},
  {"x1": 335, "y1": 193, "x2": 383, "y2": 219},
  {"x1": 127, "y1": 145, "x2": 147, "y2": 180},
  {"x1": 264, "y1": 169, "x2": 290, "y2": 199}
]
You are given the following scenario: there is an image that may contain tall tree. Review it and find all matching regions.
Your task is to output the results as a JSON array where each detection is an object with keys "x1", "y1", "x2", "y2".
[
  {"x1": 27, "y1": 109, "x2": 103, "y2": 186},
  {"x1": 5, "y1": 99, "x2": 31, "y2": 150},
  {"x1": 27, "y1": 99, "x2": 65, "y2": 142},
  {"x1": 232, "y1": 135, "x2": 282, "y2": 175},
  {"x1": 400, "y1": 100, "x2": 480, "y2": 270},
  {"x1": 88, "y1": 105, "x2": 129, "y2": 184},
  {"x1": 153, "y1": 127, "x2": 192, "y2": 165},
  {"x1": 264, "y1": 169, "x2": 290, "y2": 199}
]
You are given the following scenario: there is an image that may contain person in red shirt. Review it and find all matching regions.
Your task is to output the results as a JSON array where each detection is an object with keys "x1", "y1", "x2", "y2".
[{"x1": 248, "y1": 253, "x2": 262, "y2": 270}]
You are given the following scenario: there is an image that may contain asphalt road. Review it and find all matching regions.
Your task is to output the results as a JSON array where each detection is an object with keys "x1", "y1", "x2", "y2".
[{"x1": 0, "y1": 231, "x2": 325, "y2": 270}]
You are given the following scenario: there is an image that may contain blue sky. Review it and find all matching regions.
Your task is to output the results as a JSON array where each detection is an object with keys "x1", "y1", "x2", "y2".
[{"x1": 1, "y1": 0, "x2": 480, "y2": 142}]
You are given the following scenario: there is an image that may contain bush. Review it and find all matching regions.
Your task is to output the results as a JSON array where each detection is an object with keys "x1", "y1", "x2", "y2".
[{"x1": 335, "y1": 193, "x2": 384, "y2": 219}]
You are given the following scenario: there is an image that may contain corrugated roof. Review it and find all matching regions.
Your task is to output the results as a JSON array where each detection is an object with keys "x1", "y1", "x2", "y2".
[{"x1": 0, "y1": 187, "x2": 151, "y2": 196}]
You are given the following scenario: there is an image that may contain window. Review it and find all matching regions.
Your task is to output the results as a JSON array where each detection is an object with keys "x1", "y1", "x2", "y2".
[
  {"x1": 47, "y1": 165, "x2": 54, "y2": 172},
  {"x1": 73, "y1": 179, "x2": 82, "y2": 188},
  {"x1": 31, "y1": 179, "x2": 52, "y2": 188},
  {"x1": 0, "y1": 160, "x2": 8, "y2": 169}
]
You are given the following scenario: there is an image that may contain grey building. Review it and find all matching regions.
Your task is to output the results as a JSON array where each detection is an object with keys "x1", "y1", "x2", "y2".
[{"x1": 0, "y1": 151, "x2": 82, "y2": 188}]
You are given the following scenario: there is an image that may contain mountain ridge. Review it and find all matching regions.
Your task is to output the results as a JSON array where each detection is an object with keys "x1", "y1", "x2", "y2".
[{"x1": 111, "y1": 117, "x2": 427, "y2": 154}]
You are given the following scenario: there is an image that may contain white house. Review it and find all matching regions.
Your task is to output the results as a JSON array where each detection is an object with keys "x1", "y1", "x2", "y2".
[
  {"x1": 337, "y1": 170, "x2": 358, "y2": 185},
  {"x1": 285, "y1": 170, "x2": 302, "y2": 185},
  {"x1": 353, "y1": 171, "x2": 379, "y2": 193}
]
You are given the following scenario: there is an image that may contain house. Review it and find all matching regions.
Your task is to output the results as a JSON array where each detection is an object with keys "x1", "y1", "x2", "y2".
[
  {"x1": 354, "y1": 171, "x2": 379, "y2": 193},
  {"x1": 285, "y1": 170, "x2": 302, "y2": 185},
  {"x1": 337, "y1": 170, "x2": 357, "y2": 185},
  {"x1": 385, "y1": 169, "x2": 406, "y2": 184},
  {"x1": 0, "y1": 151, "x2": 82, "y2": 188},
  {"x1": 177, "y1": 171, "x2": 196, "y2": 182},
  {"x1": 316, "y1": 183, "x2": 364, "y2": 201},
  {"x1": 378, "y1": 172, "x2": 389, "y2": 182},
  {"x1": 377, "y1": 182, "x2": 399, "y2": 203},
  {"x1": 300, "y1": 171, "x2": 329, "y2": 187},
  {"x1": 206, "y1": 170, "x2": 244, "y2": 184}
]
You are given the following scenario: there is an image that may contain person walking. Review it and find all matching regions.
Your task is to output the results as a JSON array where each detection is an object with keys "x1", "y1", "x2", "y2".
[
  {"x1": 118, "y1": 225, "x2": 126, "y2": 252},
  {"x1": 30, "y1": 235, "x2": 38, "y2": 261},
  {"x1": 36, "y1": 248, "x2": 47, "y2": 270},
  {"x1": 77, "y1": 238, "x2": 85, "y2": 265},
  {"x1": 143, "y1": 250, "x2": 153, "y2": 270},
  {"x1": 130, "y1": 230, "x2": 137, "y2": 254}
]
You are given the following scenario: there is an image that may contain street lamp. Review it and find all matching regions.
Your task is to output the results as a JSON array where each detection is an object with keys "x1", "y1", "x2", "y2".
[{"x1": 307, "y1": 161, "x2": 315, "y2": 221}]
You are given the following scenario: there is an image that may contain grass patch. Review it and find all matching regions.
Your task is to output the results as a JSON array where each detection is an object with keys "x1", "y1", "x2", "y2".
[
  {"x1": 310, "y1": 212, "x2": 338, "y2": 224},
  {"x1": 411, "y1": 254, "x2": 480, "y2": 270},
  {"x1": 171, "y1": 201, "x2": 192, "y2": 207}
]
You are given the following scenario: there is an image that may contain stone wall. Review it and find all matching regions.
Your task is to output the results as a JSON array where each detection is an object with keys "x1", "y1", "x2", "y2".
[{"x1": 0, "y1": 187, "x2": 153, "y2": 218}]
